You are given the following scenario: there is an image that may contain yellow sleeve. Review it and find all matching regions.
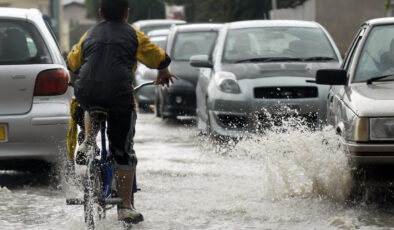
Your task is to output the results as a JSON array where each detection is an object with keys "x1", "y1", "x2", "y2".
[
  {"x1": 133, "y1": 26, "x2": 167, "y2": 69},
  {"x1": 67, "y1": 31, "x2": 88, "y2": 73}
]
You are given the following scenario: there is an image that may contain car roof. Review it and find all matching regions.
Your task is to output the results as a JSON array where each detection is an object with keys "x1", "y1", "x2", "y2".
[
  {"x1": 173, "y1": 23, "x2": 223, "y2": 32},
  {"x1": 147, "y1": 29, "x2": 170, "y2": 37},
  {"x1": 364, "y1": 17, "x2": 394, "y2": 26},
  {"x1": 0, "y1": 7, "x2": 42, "y2": 21},
  {"x1": 227, "y1": 20, "x2": 321, "y2": 30},
  {"x1": 132, "y1": 19, "x2": 186, "y2": 27}
]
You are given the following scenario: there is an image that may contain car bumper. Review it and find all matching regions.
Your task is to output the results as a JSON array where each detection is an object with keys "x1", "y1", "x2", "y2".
[
  {"x1": 163, "y1": 87, "x2": 196, "y2": 117},
  {"x1": 136, "y1": 85, "x2": 155, "y2": 105},
  {"x1": 205, "y1": 77, "x2": 328, "y2": 137},
  {"x1": 0, "y1": 102, "x2": 69, "y2": 162},
  {"x1": 345, "y1": 141, "x2": 394, "y2": 166},
  {"x1": 208, "y1": 98, "x2": 325, "y2": 137}
]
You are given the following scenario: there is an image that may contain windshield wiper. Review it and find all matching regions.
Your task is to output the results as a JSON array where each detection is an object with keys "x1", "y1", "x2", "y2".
[
  {"x1": 366, "y1": 74, "x2": 394, "y2": 84},
  {"x1": 302, "y1": 56, "x2": 335, "y2": 61},
  {"x1": 235, "y1": 57, "x2": 303, "y2": 63}
]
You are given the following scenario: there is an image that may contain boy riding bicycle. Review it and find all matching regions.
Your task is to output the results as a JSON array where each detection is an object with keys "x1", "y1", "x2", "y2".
[{"x1": 67, "y1": 0, "x2": 177, "y2": 224}]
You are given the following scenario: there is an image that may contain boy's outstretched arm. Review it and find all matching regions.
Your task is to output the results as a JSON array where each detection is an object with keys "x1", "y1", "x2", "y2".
[
  {"x1": 156, "y1": 67, "x2": 178, "y2": 87},
  {"x1": 133, "y1": 27, "x2": 178, "y2": 86}
]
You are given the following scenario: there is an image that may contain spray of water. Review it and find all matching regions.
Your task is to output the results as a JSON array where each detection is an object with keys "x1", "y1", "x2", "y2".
[{"x1": 197, "y1": 115, "x2": 352, "y2": 202}]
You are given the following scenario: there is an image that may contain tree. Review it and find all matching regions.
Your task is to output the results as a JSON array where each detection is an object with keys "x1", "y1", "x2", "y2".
[
  {"x1": 85, "y1": 0, "x2": 165, "y2": 23},
  {"x1": 163, "y1": 0, "x2": 310, "y2": 22}
]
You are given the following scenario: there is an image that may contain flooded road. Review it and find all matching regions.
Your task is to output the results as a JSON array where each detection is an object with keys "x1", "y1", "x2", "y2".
[{"x1": 2, "y1": 113, "x2": 394, "y2": 229}]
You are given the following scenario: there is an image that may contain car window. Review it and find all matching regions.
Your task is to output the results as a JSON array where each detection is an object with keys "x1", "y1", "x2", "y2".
[
  {"x1": 354, "y1": 25, "x2": 394, "y2": 82},
  {"x1": 0, "y1": 20, "x2": 52, "y2": 65},
  {"x1": 223, "y1": 27, "x2": 337, "y2": 62},
  {"x1": 149, "y1": 35, "x2": 167, "y2": 50},
  {"x1": 172, "y1": 31, "x2": 218, "y2": 61},
  {"x1": 343, "y1": 28, "x2": 365, "y2": 73}
]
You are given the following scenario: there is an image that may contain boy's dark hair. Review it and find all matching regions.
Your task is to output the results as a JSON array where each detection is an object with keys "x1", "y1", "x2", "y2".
[{"x1": 100, "y1": 0, "x2": 129, "y2": 22}]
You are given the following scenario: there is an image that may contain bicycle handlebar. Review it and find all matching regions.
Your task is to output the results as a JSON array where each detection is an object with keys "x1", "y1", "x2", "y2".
[{"x1": 134, "y1": 81, "x2": 155, "y2": 93}]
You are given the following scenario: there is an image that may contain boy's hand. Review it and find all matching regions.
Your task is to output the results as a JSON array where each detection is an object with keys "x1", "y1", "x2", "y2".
[
  {"x1": 69, "y1": 71, "x2": 78, "y2": 87},
  {"x1": 155, "y1": 68, "x2": 178, "y2": 87}
]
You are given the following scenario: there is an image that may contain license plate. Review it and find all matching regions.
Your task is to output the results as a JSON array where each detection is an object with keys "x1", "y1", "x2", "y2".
[{"x1": 0, "y1": 125, "x2": 6, "y2": 142}]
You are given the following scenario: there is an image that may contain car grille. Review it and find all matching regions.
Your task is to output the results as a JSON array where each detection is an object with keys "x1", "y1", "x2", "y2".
[
  {"x1": 216, "y1": 114, "x2": 248, "y2": 129},
  {"x1": 254, "y1": 87, "x2": 318, "y2": 99}
]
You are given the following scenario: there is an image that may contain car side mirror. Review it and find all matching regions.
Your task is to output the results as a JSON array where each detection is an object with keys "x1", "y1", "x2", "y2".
[
  {"x1": 189, "y1": 55, "x2": 213, "y2": 68},
  {"x1": 316, "y1": 69, "x2": 347, "y2": 85}
]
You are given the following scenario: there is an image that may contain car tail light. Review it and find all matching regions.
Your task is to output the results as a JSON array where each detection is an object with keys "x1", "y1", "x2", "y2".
[{"x1": 34, "y1": 69, "x2": 68, "y2": 96}]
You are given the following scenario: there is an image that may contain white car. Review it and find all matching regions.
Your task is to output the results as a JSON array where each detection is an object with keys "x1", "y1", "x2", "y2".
[
  {"x1": 0, "y1": 8, "x2": 72, "y2": 170},
  {"x1": 190, "y1": 20, "x2": 342, "y2": 137}
]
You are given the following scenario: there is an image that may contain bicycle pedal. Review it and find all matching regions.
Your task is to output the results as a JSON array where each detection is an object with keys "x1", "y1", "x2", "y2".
[{"x1": 103, "y1": 197, "x2": 123, "y2": 205}]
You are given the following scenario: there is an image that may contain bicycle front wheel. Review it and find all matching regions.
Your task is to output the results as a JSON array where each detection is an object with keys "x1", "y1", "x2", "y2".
[{"x1": 84, "y1": 158, "x2": 105, "y2": 229}]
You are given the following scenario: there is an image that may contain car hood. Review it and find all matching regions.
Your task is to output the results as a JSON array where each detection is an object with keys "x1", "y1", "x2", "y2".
[
  {"x1": 221, "y1": 62, "x2": 340, "y2": 80},
  {"x1": 346, "y1": 82, "x2": 394, "y2": 117},
  {"x1": 169, "y1": 61, "x2": 199, "y2": 86}
]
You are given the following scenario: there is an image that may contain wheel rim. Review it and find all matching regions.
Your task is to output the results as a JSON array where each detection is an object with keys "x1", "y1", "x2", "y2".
[{"x1": 84, "y1": 159, "x2": 105, "y2": 229}]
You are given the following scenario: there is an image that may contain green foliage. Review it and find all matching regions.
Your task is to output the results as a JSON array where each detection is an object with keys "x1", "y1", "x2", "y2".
[
  {"x1": 85, "y1": 0, "x2": 165, "y2": 22},
  {"x1": 163, "y1": 0, "x2": 307, "y2": 22},
  {"x1": 85, "y1": 0, "x2": 308, "y2": 23}
]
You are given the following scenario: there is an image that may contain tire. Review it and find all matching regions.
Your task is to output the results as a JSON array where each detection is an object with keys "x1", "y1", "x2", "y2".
[
  {"x1": 84, "y1": 158, "x2": 105, "y2": 229},
  {"x1": 205, "y1": 97, "x2": 212, "y2": 135},
  {"x1": 138, "y1": 102, "x2": 152, "y2": 113}
]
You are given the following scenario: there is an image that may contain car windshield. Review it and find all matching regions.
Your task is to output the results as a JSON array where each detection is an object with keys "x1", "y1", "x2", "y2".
[
  {"x1": 353, "y1": 25, "x2": 394, "y2": 83},
  {"x1": 149, "y1": 35, "x2": 167, "y2": 50},
  {"x1": 223, "y1": 27, "x2": 337, "y2": 63},
  {"x1": 172, "y1": 31, "x2": 217, "y2": 61},
  {"x1": 0, "y1": 20, "x2": 52, "y2": 65}
]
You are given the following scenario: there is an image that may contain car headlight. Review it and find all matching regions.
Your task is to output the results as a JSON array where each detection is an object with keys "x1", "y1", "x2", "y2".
[
  {"x1": 214, "y1": 71, "x2": 241, "y2": 94},
  {"x1": 370, "y1": 118, "x2": 394, "y2": 140},
  {"x1": 353, "y1": 117, "x2": 369, "y2": 142}
]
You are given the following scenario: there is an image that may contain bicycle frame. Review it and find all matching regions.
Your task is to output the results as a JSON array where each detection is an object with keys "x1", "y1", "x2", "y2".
[{"x1": 66, "y1": 81, "x2": 155, "y2": 229}]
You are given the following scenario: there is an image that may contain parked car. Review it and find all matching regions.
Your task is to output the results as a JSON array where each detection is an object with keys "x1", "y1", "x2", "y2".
[
  {"x1": 132, "y1": 19, "x2": 185, "y2": 34},
  {"x1": 0, "y1": 8, "x2": 72, "y2": 169},
  {"x1": 316, "y1": 17, "x2": 394, "y2": 167},
  {"x1": 132, "y1": 19, "x2": 185, "y2": 110},
  {"x1": 155, "y1": 23, "x2": 223, "y2": 118},
  {"x1": 135, "y1": 29, "x2": 169, "y2": 110},
  {"x1": 190, "y1": 20, "x2": 342, "y2": 137}
]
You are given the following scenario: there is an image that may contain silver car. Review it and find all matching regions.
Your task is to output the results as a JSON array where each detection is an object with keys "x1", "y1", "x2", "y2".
[
  {"x1": 135, "y1": 29, "x2": 169, "y2": 110},
  {"x1": 316, "y1": 17, "x2": 394, "y2": 167},
  {"x1": 190, "y1": 20, "x2": 342, "y2": 137},
  {"x1": 0, "y1": 8, "x2": 72, "y2": 168}
]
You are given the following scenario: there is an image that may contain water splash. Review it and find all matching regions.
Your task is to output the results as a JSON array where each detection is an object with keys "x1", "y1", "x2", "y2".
[{"x1": 198, "y1": 119, "x2": 352, "y2": 202}]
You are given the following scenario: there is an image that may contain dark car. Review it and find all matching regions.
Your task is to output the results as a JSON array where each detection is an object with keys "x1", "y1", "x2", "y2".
[{"x1": 155, "y1": 23, "x2": 222, "y2": 119}]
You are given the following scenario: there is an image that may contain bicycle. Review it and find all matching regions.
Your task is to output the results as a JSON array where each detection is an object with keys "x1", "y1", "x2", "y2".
[{"x1": 66, "y1": 81, "x2": 155, "y2": 230}]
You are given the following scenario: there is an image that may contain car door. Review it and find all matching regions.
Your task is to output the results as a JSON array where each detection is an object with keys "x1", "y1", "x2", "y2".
[
  {"x1": 196, "y1": 37, "x2": 219, "y2": 123},
  {"x1": 329, "y1": 27, "x2": 366, "y2": 131}
]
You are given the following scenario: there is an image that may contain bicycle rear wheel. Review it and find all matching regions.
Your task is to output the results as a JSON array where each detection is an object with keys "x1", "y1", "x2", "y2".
[{"x1": 84, "y1": 158, "x2": 105, "y2": 229}]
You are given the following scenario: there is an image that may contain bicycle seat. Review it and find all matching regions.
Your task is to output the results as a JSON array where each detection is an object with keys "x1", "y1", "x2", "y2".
[{"x1": 89, "y1": 106, "x2": 109, "y2": 119}]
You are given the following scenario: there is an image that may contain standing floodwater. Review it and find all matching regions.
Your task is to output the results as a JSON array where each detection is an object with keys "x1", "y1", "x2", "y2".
[{"x1": 1, "y1": 113, "x2": 394, "y2": 229}]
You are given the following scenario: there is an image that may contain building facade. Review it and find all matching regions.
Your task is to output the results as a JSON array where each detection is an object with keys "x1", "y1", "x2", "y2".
[{"x1": 270, "y1": 0, "x2": 388, "y2": 55}]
